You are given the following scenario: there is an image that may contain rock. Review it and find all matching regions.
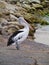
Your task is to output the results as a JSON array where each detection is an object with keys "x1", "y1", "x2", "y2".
[
  {"x1": 9, "y1": 0, "x2": 17, "y2": 4},
  {"x1": 5, "y1": 3, "x2": 16, "y2": 12},
  {"x1": 30, "y1": 0, "x2": 40, "y2": 4},
  {"x1": 32, "y1": 0, "x2": 40, "y2": 3},
  {"x1": 22, "y1": 4, "x2": 31, "y2": 9},
  {"x1": 33, "y1": 4, "x2": 43, "y2": 9},
  {"x1": 16, "y1": 2, "x2": 21, "y2": 6},
  {"x1": 27, "y1": 7, "x2": 35, "y2": 14},
  {"x1": 10, "y1": 14, "x2": 18, "y2": 21},
  {"x1": 0, "y1": 1, "x2": 6, "y2": 9},
  {"x1": 0, "y1": 18, "x2": 8, "y2": 25},
  {"x1": 0, "y1": 38, "x2": 49, "y2": 65},
  {"x1": 0, "y1": 1, "x2": 10, "y2": 15},
  {"x1": 13, "y1": 12, "x2": 22, "y2": 17},
  {"x1": 0, "y1": 1, "x2": 6, "y2": 15},
  {"x1": 0, "y1": 1, "x2": 18, "y2": 14},
  {"x1": 41, "y1": 1, "x2": 49, "y2": 8},
  {"x1": 20, "y1": 0, "x2": 40, "y2": 4},
  {"x1": 0, "y1": 18, "x2": 8, "y2": 35}
]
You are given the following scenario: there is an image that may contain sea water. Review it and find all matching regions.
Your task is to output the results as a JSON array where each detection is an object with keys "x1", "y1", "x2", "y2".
[{"x1": 34, "y1": 16, "x2": 49, "y2": 45}]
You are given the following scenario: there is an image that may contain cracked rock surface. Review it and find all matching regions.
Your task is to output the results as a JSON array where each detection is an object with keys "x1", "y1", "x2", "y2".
[{"x1": 0, "y1": 36, "x2": 49, "y2": 65}]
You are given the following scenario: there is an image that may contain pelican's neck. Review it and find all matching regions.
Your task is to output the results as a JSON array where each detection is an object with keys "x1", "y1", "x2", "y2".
[
  {"x1": 23, "y1": 24, "x2": 29, "y2": 31},
  {"x1": 18, "y1": 17, "x2": 29, "y2": 31},
  {"x1": 19, "y1": 24, "x2": 29, "y2": 32}
]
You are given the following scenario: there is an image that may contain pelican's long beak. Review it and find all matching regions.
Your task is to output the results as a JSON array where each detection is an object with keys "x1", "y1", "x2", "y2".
[{"x1": 28, "y1": 23, "x2": 33, "y2": 30}]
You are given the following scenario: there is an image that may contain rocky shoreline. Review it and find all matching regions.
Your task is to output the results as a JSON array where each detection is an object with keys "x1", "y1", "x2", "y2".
[
  {"x1": 0, "y1": 1, "x2": 49, "y2": 65},
  {"x1": 0, "y1": 0, "x2": 49, "y2": 39}
]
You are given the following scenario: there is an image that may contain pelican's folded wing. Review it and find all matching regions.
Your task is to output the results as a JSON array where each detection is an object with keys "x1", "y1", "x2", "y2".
[{"x1": 7, "y1": 31, "x2": 23, "y2": 46}]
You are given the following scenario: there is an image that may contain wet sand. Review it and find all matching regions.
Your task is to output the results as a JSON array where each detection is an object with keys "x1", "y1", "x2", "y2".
[{"x1": 0, "y1": 35, "x2": 49, "y2": 65}]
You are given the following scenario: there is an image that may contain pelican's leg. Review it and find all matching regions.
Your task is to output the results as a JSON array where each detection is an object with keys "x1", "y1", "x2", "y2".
[{"x1": 16, "y1": 42, "x2": 20, "y2": 50}]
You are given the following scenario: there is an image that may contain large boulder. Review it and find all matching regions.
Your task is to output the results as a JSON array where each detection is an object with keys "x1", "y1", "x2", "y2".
[
  {"x1": 0, "y1": 1, "x2": 18, "y2": 15},
  {"x1": 20, "y1": 0, "x2": 40, "y2": 4},
  {"x1": 0, "y1": 18, "x2": 8, "y2": 25},
  {"x1": 32, "y1": 4, "x2": 43, "y2": 9},
  {"x1": 22, "y1": 4, "x2": 31, "y2": 9}
]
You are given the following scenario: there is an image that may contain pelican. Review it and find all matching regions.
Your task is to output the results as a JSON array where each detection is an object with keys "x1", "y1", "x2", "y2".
[{"x1": 7, "y1": 17, "x2": 30, "y2": 50}]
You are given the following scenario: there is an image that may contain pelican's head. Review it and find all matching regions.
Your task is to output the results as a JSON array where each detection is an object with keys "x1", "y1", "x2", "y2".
[
  {"x1": 18, "y1": 17, "x2": 33, "y2": 30},
  {"x1": 18, "y1": 17, "x2": 28, "y2": 26}
]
